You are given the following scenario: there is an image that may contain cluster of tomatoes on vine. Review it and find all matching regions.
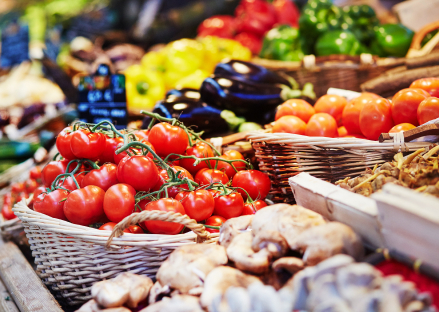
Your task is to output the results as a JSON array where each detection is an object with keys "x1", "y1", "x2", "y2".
[{"x1": 31, "y1": 113, "x2": 271, "y2": 235}]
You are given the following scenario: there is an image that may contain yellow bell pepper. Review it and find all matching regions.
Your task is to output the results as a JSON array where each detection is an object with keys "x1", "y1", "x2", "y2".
[
  {"x1": 140, "y1": 50, "x2": 166, "y2": 72},
  {"x1": 124, "y1": 65, "x2": 166, "y2": 111},
  {"x1": 175, "y1": 69, "x2": 210, "y2": 90}
]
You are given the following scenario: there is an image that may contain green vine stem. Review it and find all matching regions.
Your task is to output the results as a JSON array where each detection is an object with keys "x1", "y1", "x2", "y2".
[
  {"x1": 163, "y1": 154, "x2": 252, "y2": 172},
  {"x1": 203, "y1": 225, "x2": 221, "y2": 230},
  {"x1": 116, "y1": 141, "x2": 170, "y2": 171},
  {"x1": 51, "y1": 173, "x2": 80, "y2": 190}
]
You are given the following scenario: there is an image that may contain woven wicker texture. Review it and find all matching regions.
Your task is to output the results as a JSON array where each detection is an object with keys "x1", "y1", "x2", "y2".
[
  {"x1": 247, "y1": 132, "x2": 433, "y2": 203},
  {"x1": 12, "y1": 201, "x2": 218, "y2": 306}
]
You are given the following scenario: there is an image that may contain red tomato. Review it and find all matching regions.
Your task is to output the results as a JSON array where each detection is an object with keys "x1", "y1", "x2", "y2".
[
  {"x1": 359, "y1": 98, "x2": 394, "y2": 140},
  {"x1": 175, "y1": 190, "x2": 214, "y2": 221},
  {"x1": 114, "y1": 140, "x2": 155, "y2": 165},
  {"x1": 56, "y1": 126, "x2": 75, "y2": 160},
  {"x1": 33, "y1": 186, "x2": 46, "y2": 199},
  {"x1": 389, "y1": 123, "x2": 416, "y2": 133},
  {"x1": 1, "y1": 203, "x2": 16, "y2": 220},
  {"x1": 417, "y1": 97, "x2": 439, "y2": 125},
  {"x1": 3, "y1": 193, "x2": 12, "y2": 205},
  {"x1": 215, "y1": 155, "x2": 246, "y2": 179},
  {"x1": 338, "y1": 126, "x2": 348, "y2": 137},
  {"x1": 179, "y1": 143, "x2": 214, "y2": 175},
  {"x1": 345, "y1": 133, "x2": 367, "y2": 139},
  {"x1": 195, "y1": 169, "x2": 229, "y2": 186},
  {"x1": 41, "y1": 160, "x2": 69, "y2": 187},
  {"x1": 64, "y1": 185, "x2": 106, "y2": 226},
  {"x1": 103, "y1": 183, "x2": 136, "y2": 222},
  {"x1": 29, "y1": 166, "x2": 42, "y2": 180},
  {"x1": 275, "y1": 99, "x2": 315, "y2": 122},
  {"x1": 148, "y1": 122, "x2": 189, "y2": 157},
  {"x1": 24, "y1": 179, "x2": 39, "y2": 194},
  {"x1": 101, "y1": 137, "x2": 123, "y2": 164},
  {"x1": 70, "y1": 129, "x2": 106, "y2": 160},
  {"x1": 99, "y1": 222, "x2": 131, "y2": 233},
  {"x1": 213, "y1": 193, "x2": 244, "y2": 219},
  {"x1": 241, "y1": 200, "x2": 268, "y2": 215},
  {"x1": 34, "y1": 189, "x2": 69, "y2": 220},
  {"x1": 232, "y1": 170, "x2": 271, "y2": 201},
  {"x1": 205, "y1": 215, "x2": 227, "y2": 233},
  {"x1": 343, "y1": 93, "x2": 381, "y2": 134},
  {"x1": 11, "y1": 182, "x2": 25, "y2": 194},
  {"x1": 392, "y1": 88, "x2": 429, "y2": 126},
  {"x1": 134, "y1": 130, "x2": 150, "y2": 141},
  {"x1": 140, "y1": 198, "x2": 185, "y2": 234},
  {"x1": 58, "y1": 173, "x2": 86, "y2": 191},
  {"x1": 224, "y1": 150, "x2": 245, "y2": 160},
  {"x1": 82, "y1": 163, "x2": 118, "y2": 191},
  {"x1": 410, "y1": 78, "x2": 439, "y2": 97},
  {"x1": 314, "y1": 94, "x2": 347, "y2": 126},
  {"x1": 15, "y1": 192, "x2": 28, "y2": 203},
  {"x1": 272, "y1": 115, "x2": 306, "y2": 134},
  {"x1": 153, "y1": 166, "x2": 194, "y2": 198},
  {"x1": 305, "y1": 113, "x2": 338, "y2": 137},
  {"x1": 128, "y1": 225, "x2": 144, "y2": 234},
  {"x1": 117, "y1": 155, "x2": 159, "y2": 192}
]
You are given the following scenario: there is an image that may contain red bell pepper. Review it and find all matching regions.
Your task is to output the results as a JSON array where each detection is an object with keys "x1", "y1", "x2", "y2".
[
  {"x1": 234, "y1": 0, "x2": 277, "y2": 37},
  {"x1": 234, "y1": 32, "x2": 262, "y2": 55},
  {"x1": 272, "y1": 0, "x2": 300, "y2": 28},
  {"x1": 197, "y1": 15, "x2": 236, "y2": 39}
]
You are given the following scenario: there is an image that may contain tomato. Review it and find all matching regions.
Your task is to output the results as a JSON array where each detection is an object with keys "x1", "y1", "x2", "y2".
[
  {"x1": 205, "y1": 215, "x2": 226, "y2": 233},
  {"x1": 232, "y1": 170, "x2": 271, "y2": 201},
  {"x1": 101, "y1": 137, "x2": 123, "y2": 164},
  {"x1": 389, "y1": 123, "x2": 416, "y2": 133},
  {"x1": 64, "y1": 185, "x2": 106, "y2": 226},
  {"x1": 314, "y1": 94, "x2": 347, "y2": 126},
  {"x1": 391, "y1": 88, "x2": 429, "y2": 126},
  {"x1": 128, "y1": 225, "x2": 144, "y2": 234},
  {"x1": 11, "y1": 182, "x2": 25, "y2": 194},
  {"x1": 34, "y1": 189, "x2": 69, "y2": 220},
  {"x1": 359, "y1": 98, "x2": 394, "y2": 141},
  {"x1": 275, "y1": 99, "x2": 315, "y2": 122},
  {"x1": 99, "y1": 222, "x2": 131, "y2": 233},
  {"x1": 179, "y1": 143, "x2": 214, "y2": 175},
  {"x1": 82, "y1": 163, "x2": 118, "y2": 191},
  {"x1": 134, "y1": 130, "x2": 150, "y2": 141},
  {"x1": 213, "y1": 193, "x2": 244, "y2": 219},
  {"x1": 3, "y1": 193, "x2": 12, "y2": 205},
  {"x1": 114, "y1": 140, "x2": 155, "y2": 165},
  {"x1": 272, "y1": 115, "x2": 306, "y2": 134},
  {"x1": 15, "y1": 192, "x2": 28, "y2": 203},
  {"x1": 305, "y1": 113, "x2": 338, "y2": 137},
  {"x1": 58, "y1": 173, "x2": 86, "y2": 191},
  {"x1": 343, "y1": 93, "x2": 381, "y2": 134},
  {"x1": 175, "y1": 189, "x2": 214, "y2": 221},
  {"x1": 33, "y1": 186, "x2": 46, "y2": 199},
  {"x1": 338, "y1": 126, "x2": 348, "y2": 137},
  {"x1": 345, "y1": 133, "x2": 366, "y2": 139},
  {"x1": 153, "y1": 166, "x2": 194, "y2": 198},
  {"x1": 24, "y1": 179, "x2": 39, "y2": 194},
  {"x1": 140, "y1": 198, "x2": 185, "y2": 234},
  {"x1": 195, "y1": 168, "x2": 229, "y2": 186},
  {"x1": 29, "y1": 166, "x2": 42, "y2": 180},
  {"x1": 1, "y1": 203, "x2": 16, "y2": 220},
  {"x1": 103, "y1": 183, "x2": 136, "y2": 222},
  {"x1": 117, "y1": 155, "x2": 159, "y2": 191},
  {"x1": 148, "y1": 122, "x2": 189, "y2": 157},
  {"x1": 417, "y1": 97, "x2": 439, "y2": 125},
  {"x1": 70, "y1": 129, "x2": 107, "y2": 160},
  {"x1": 242, "y1": 200, "x2": 268, "y2": 215},
  {"x1": 41, "y1": 160, "x2": 69, "y2": 187},
  {"x1": 410, "y1": 78, "x2": 439, "y2": 97},
  {"x1": 56, "y1": 126, "x2": 75, "y2": 160},
  {"x1": 215, "y1": 155, "x2": 246, "y2": 179}
]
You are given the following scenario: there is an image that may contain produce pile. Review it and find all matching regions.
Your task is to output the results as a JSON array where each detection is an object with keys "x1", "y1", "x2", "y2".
[
  {"x1": 336, "y1": 147, "x2": 439, "y2": 198},
  {"x1": 77, "y1": 204, "x2": 434, "y2": 312},
  {"x1": 31, "y1": 113, "x2": 272, "y2": 233},
  {"x1": 272, "y1": 77, "x2": 439, "y2": 140}
]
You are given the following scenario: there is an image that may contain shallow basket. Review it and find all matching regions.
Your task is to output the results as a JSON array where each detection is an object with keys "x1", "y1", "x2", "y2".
[
  {"x1": 246, "y1": 131, "x2": 433, "y2": 203},
  {"x1": 12, "y1": 201, "x2": 218, "y2": 306}
]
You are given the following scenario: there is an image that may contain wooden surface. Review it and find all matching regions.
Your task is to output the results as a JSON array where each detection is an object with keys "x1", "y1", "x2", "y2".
[
  {"x1": 0, "y1": 241, "x2": 63, "y2": 312},
  {"x1": 0, "y1": 276, "x2": 19, "y2": 312}
]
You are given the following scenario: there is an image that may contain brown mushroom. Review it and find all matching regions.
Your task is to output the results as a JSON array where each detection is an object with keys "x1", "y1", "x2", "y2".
[
  {"x1": 272, "y1": 257, "x2": 304, "y2": 274},
  {"x1": 140, "y1": 295, "x2": 203, "y2": 312},
  {"x1": 76, "y1": 299, "x2": 131, "y2": 312},
  {"x1": 219, "y1": 215, "x2": 254, "y2": 248}
]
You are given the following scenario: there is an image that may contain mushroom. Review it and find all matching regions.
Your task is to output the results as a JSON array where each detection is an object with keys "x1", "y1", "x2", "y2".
[
  {"x1": 200, "y1": 266, "x2": 262, "y2": 309},
  {"x1": 140, "y1": 295, "x2": 203, "y2": 312},
  {"x1": 272, "y1": 257, "x2": 304, "y2": 274},
  {"x1": 251, "y1": 230, "x2": 288, "y2": 258},
  {"x1": 148, "y1": 281, "x2": 171, "y2": 305},
  {"x1": 76, "y1": 299, "x2": 131, "y2": 312},
  {"x1": 156, "y1": 244, "x2": 227, "y2": 294},
  {"x1": 219, "y1": 215, "x2": 253, "y2": 248},
  {"x1": 289, "y1": 222, "x2": 364, "y2": 266}
]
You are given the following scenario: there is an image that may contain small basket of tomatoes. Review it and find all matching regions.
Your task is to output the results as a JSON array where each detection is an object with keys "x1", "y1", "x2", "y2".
[{"x1": 12, "y1": 113, "x2": 272, "y2": 306}]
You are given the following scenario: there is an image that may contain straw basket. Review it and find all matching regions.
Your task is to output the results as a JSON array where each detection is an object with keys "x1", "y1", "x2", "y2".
[
  {"x1": 246, "y1": 131, "x2": 433, "y2": 203},
  {"x1": 12, "y1": 201, "x2": 218, "y2": 306}
]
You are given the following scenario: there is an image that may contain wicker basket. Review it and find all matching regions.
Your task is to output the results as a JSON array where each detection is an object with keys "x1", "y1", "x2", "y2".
[
  {"x1": 246, "y1": 131, "x2": 433, "y2": 203},
  {"x1": 12, "y1": 200, "x2": 218, "y2": 306}
]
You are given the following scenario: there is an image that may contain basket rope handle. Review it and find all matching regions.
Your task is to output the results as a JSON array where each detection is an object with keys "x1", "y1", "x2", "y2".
[
  {"x1": 410, "y1": 21, "x2": 439, "y2": 51},
  {"x1": 106, "y1": 210, "x2": 211, "y2": 247}
]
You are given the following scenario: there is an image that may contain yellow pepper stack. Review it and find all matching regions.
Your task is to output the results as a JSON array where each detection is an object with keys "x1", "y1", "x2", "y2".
[{"x1": 125, "y1": 37, "x2": 252, "y2": 111}]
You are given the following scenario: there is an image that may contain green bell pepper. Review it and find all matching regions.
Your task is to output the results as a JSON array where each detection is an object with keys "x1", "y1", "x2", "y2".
[
  {"x1": 299, "y1": 0, "x2": 343, "y2": 39},
  {"x1": 315, "y1": 30, "x2": 364, "y2": 56},
  {"x1": 259, "y1": 25, "x2": 304, "y2": 61},
  {"x1": 370, "y1": 24, "x2": 414, "y2": 57},
  {"x1": 342, "y1": 5, "x2": 379, "y2": 45}
]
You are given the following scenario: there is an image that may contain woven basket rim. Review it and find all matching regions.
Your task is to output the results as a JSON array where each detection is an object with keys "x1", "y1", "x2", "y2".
[{"x1": 12, "y1": 200, "x2": 218, "y2": 245}]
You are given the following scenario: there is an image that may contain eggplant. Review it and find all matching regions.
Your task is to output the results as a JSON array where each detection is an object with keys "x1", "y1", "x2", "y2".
[
  {"x1": 165, "y1": 88, "x2": 201, "y2": 102},
  {"x1": 214, "y1": 60, "x2": 291, "y2": 87},
  {"x1": 200, "y1": 76, "x2": 286, "y2": 120},
  {"x1": 142, "y1": 90, "x2": 229, "y2": 135}
]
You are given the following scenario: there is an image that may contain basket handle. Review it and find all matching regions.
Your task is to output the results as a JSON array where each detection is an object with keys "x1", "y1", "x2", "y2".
[
  {"x1": 407, "y1": 21, "x2": 439, "y2": 58},
  {"x1": 379, "y1": 122, "x2": 439, "y2": 142},
  {"x1": 106, "y1": 210, "x2": 211, "y2": 247}
]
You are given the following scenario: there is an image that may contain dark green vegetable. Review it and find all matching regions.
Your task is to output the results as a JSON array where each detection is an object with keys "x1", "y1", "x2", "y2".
[
  {"x1": 370, "y1": 24, "x2": 414, "y2": 57},
  {"x1": 315, "y1": 30, "x2": 364, "y2": 56},
  {"x1": 342, "y1": 5, "x2": 379, "y2": 45},
  {"x1": 259, "y1": 25, "x2": 304, "y2": 61}
]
